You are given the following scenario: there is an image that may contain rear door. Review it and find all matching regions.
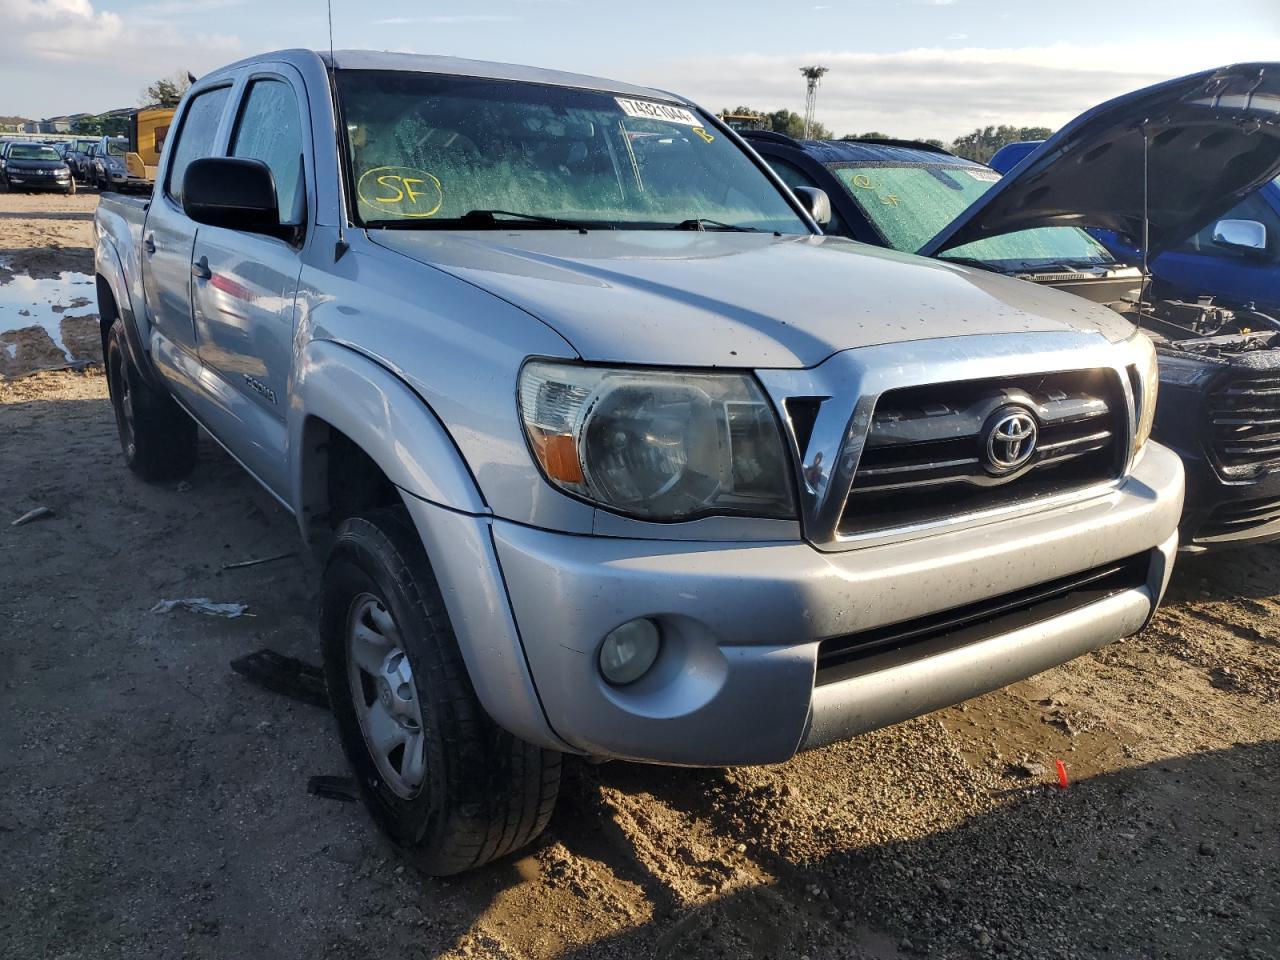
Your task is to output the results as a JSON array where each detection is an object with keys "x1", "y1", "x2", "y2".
[
  {"x1": 190, "y1": 67, "x2": 310, "y2": 498},
  {"x1": 141, "y1": 83, "x2": 234, "y2": 399}
]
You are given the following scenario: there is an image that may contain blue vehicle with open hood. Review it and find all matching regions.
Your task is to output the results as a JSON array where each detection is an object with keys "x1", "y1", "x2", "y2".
[
  {"x1": 749, "y1": 63, "x2": 1280, "y2": 549},
  {"x1": 991, "y1": 139, "x2": 1280, "y2": 321}
]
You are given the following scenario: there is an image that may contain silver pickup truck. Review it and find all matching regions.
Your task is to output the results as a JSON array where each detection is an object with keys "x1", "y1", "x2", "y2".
[{"x1": 95, "y1": 49, "x2": 1183, "y2": 874}]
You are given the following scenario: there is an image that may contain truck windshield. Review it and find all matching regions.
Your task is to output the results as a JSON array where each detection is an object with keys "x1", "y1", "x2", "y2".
[
  {"x1": 106, "y1": 140, "x2": 127, "y2": 156},
  {"x1": 336, "y1": 71, "x2": 807, "y2": 232},
  {"x1": 830, "y1": 164, "x2": 1115, "y2": 267}
]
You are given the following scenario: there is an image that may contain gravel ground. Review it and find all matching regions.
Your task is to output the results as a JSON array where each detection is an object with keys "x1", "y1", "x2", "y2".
[{"x1": 2, "y1": 190, "x2": 1279, "y2": 960}]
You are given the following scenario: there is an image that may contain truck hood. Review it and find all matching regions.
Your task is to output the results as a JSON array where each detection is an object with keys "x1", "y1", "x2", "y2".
[
  {"x1": 921, "y1": 62, "x2": 1280, "y2": 259},
  {"x1": 369, "y1": 230, "x2": 1135, "y2": 368}
]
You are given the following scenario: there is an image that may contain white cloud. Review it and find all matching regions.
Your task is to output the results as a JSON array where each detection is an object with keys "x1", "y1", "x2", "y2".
[
  {"x1": 650, "y1": 38, "x2": 1280, "y2": 141},
  {"x1": 0, "y1": 0, "x2": 242, "y2": 114}
]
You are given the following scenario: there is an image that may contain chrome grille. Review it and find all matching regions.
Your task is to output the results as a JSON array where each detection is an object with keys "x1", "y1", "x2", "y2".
[
  {"x1": 840, "y1": 370, "x2": 1125, "y2": 537},
  {"x1": 1208, "y1": 373, "x2": 1280, "y2": 475}
]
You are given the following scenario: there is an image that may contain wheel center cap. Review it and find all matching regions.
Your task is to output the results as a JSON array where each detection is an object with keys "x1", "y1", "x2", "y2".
[{"x1": 378, "y1": 681, "x2": 394, "y2": 710}]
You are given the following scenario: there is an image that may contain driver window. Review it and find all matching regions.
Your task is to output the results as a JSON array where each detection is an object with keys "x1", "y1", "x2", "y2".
[
  {"x1": 231, "y1": 78, "x2": 306, "y2": 225},
  {"x1": 1179, "y1": 191, "x2": 1276, "y2": 259},
  {"x1": 766, "y1": 156, "x2": 846, "y2": 235}
]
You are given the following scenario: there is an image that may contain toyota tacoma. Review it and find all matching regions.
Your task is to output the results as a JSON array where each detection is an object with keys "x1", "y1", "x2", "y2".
[{"x1": 95, "y1": 49, "x2": 1182, "y2": 873}]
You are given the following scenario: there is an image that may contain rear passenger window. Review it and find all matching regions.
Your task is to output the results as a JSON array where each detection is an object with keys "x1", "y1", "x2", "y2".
[
  {"x1": 231, "y1": 79, "x2": 305, "y2": 225},
  {"x1": 166, "y1": 86, "x2": 231, "y2": 204}
]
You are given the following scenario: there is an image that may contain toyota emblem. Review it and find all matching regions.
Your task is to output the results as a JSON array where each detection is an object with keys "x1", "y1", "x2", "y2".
[{"x1": 984, "y1": 408, "x2": 1038, "y2": 473}]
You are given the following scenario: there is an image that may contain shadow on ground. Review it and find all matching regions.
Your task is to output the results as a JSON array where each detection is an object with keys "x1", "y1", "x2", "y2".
[
  {"x1": 3, "y1": 385, "x2": 1277, "y2": 960},
  {"x1": 0, "y1": 210, "x2": 95, "y2": 221},
  {"x1": 437, "y1": 742, "x2": 1278, "y2": 959}
]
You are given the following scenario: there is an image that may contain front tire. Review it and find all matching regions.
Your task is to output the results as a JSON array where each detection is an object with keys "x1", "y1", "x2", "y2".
[
  {"x1": 322, "y1": 507, "x2": 561, "y2": 875},
  {"x1": 105, "y1": 320, "x2": 197, "y2": 481}
]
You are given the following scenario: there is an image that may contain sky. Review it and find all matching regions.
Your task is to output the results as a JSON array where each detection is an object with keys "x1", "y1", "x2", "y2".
[{"x1": 1, "y1": 0, "x2": 1278, "y2": 141}]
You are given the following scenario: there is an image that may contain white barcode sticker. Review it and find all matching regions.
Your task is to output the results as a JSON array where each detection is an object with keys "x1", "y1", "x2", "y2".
[{"x1": 616, "y1": 97, "x2": 701, "y2": 126}]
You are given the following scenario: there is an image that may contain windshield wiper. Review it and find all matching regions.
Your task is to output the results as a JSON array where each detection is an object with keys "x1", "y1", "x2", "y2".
[
  {"x1": 938, "y1": 255, "x2": 995, "y2": 271},
  {"x1": 363, "y1": 209, "x2": 600, "y2": 232},
  {"x1": 672, "y1": 218, "x2": 758, "y2": 232},
  {"x1": 462, "y1": 209, "x2": 599, "y2": 232}
]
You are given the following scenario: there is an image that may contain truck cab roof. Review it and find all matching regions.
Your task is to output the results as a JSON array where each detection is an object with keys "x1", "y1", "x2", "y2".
[{"x1": 202, "y1": 48, "x2": 681, "y2": 105}]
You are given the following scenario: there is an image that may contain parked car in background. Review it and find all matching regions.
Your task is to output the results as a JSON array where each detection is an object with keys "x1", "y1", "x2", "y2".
[
  {"x1": 992, "y1": 139, "x2": 1280, "y2": 319},
  {"x1": 748, "y1": 62, "x2": 1280, "y2": 549},
  {"x1": 64, "y1": 137, "x2": 99, "y2": 182},
  {"x1": 95, "y1": 48, "x2": 1180, "y2": 874},
  {"x1": 0, "y1": 141, "x2": 75, "y2": 194},
  {"x1": 90, "y1": 135, "x2": 144, "y2": 192}
]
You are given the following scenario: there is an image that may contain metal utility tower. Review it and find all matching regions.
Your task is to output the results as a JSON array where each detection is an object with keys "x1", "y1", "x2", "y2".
[{"x1": 800, "y1": 65, "x2": 829, "y2": 139}]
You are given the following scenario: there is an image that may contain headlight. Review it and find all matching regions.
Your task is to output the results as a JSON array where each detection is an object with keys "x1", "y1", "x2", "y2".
[
  {"x1": 518, "y1": 361, "x2": 797, "y2": 521},
  {"x1": 1129, "y1": 332, "x2": 1159, "y2": 456}
]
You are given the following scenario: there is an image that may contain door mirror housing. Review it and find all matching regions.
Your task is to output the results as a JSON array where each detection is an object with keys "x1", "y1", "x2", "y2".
[
  {"x1": 793, "y1": 186, "x2": 832, "y2": 227},
  {"x1": 1211, "y1": 218, "x2": 1267, "y2": 254},
  {"x1": 183, "y1": 157, "x2": 290, "y2": 239}
]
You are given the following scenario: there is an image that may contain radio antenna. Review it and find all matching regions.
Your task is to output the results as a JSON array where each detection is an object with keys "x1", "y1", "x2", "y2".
[{"x1": 328, "y1": 0, "x2": 349, "y2": 260}]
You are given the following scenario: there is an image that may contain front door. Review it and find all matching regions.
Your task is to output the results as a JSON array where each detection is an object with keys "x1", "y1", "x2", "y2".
[{"x1": 191, "y1": 72, "x2": 309, "y2": 499}]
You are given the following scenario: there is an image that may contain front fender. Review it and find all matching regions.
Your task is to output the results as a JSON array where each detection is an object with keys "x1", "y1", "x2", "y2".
[
  {"x1": 290, "y1": 338, "x2": 488, "y2": 524},
  {"x1": 291, "y1": 340, "x2": 568, "y2": 752}
]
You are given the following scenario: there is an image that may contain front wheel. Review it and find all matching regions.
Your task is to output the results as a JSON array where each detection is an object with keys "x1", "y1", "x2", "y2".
[
  {"x1": 322, "y1": 507, "x2": 561, "y2": 875},
  {"x1": 105, "y1": 320, "x2": 197, "y2": 481}
]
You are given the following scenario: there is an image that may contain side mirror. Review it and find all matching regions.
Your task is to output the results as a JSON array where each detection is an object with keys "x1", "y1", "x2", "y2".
[
  {"x1": 1211, "y1": 218, "x2": 1267, "y2": 254},
  {"x1": 793, "y1": 186, "x2": 832, "y2": 227},
  {"x1": 183, "y1": 157, "x2": 282, "y2": 236}
]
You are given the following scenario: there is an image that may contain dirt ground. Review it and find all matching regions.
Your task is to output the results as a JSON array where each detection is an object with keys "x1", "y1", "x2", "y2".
[{"x1": 2, "y1": 191, "x2": 1279, "y2": 960}]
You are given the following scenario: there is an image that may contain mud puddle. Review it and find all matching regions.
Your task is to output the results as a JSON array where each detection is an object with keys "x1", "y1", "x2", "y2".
[{"x1": 0, "y1": 261, "x2": 99, "y2": 377}]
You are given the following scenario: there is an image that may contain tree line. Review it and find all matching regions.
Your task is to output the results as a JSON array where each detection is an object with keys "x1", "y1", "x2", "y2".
[{"x1": 721, "y1": 106, "x2": 1052, "y2": 162}]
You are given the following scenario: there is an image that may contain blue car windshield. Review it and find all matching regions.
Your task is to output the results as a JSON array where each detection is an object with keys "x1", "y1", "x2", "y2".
[
  {"x1": 830, "y1": 163, "x2": 1116, "y2": 267},
  {"x1": 336, "y1": 70, "x2": 807, "y2": 232}
]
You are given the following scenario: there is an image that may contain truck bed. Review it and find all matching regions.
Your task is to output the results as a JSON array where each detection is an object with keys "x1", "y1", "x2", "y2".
[{"x1": 94, "y1": 192, "x2": 151, "y2": 342}]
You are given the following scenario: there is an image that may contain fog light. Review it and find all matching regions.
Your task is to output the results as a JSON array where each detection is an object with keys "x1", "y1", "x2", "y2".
[{"x1": 598, "y1": 618, "x2": 661, "y2": 686}]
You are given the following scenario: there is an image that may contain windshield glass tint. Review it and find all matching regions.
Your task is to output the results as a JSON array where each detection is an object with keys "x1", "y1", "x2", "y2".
[
  {"x1": 10, "y1": 145, "x2": 60, "y2": 161},
  {"x1": 336, "y1": 71, "x2": 806, "y2": 231},
  {"x1": 832, "y1": 164, "x2": 1114, "y2": 264}
]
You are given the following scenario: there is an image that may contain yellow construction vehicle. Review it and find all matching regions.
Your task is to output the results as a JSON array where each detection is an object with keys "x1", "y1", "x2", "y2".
[{"x1": 124, "y1": 106, "x2": 175, "y2": 186}]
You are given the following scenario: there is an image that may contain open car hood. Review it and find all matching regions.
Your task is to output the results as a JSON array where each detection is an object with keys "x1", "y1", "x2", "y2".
[{"x1": 921, "y1": 63, "x2": 1280, "y2": 259}]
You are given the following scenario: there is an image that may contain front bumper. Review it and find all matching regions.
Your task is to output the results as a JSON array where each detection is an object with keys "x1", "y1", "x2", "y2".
[
  {"x1": 1176, "y1": 452, "x2": 1280, "y2": 550},
  {"x1": 1154, "y1": 384, "x2": 1280, "y2": 550},
  {"x1": 468, "y1": 440, "x2": 1183, "y2": 766},
  {"x1": 6, "y1": 174, "x2": 70, "y2": 190}
]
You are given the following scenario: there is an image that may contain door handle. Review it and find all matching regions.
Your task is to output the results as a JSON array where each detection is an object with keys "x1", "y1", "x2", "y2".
[
  {"x1": 191, "y1": 256, "x2": 211, "y2": 281},
  {"x1": 143, "y1": 234, "x2": 156, "y2": 256}
]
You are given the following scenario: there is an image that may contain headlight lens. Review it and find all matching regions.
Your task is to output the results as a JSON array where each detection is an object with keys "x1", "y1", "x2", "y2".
[
  {"x1": 1130, "y1": 332, "x2": 1159, "y2": 456},
  {"x1": 518, "y1": 361, "x2": 797, "y2": 521}
]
